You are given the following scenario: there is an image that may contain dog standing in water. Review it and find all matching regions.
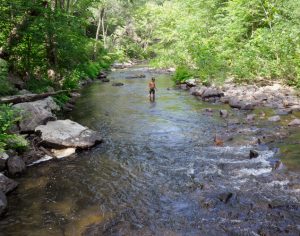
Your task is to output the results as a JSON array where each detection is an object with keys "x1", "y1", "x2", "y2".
[{"x1": 149, "y1": 77, "x2": 157, "y2": 101}]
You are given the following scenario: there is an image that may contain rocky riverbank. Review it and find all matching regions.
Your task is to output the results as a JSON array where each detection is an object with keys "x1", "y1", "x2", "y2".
[
  {"x1": 0, "y1": 72, "x2": 111, "y2": 216},
  {"x1": 180, "y1": 79, "x2": 300, "y2": 126}
]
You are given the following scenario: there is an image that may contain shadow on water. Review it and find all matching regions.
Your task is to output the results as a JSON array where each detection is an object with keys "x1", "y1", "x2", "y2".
[{"x1": 0, "y1": 66, "x2": 299, "y2": 235}]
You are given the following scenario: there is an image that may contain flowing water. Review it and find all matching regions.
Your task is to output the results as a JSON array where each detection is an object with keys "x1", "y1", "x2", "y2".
[{"x1": 0, "y1": 66, "x2": 300, "y2": 236}]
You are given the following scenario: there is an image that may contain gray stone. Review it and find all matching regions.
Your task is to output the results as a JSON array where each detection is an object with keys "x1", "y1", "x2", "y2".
[
  {"x1": 7, "y1": 156, "x2": 26, "y2": 176},
  {"x1": 229, "y1": 98, "x2": 255, "y2": 110},
  {"x1": 0, "y1": 191, "x2": 7, "y2": 216},
  {"x1": 191, "y1": 86, "x2": 207, "y2": 96},
  {"x1": 0, "y1": 173, "x2": 18, "y2": 194},
  {"x1": 220, "y1": 110, "x2": 228, "y2": 118},
  {"x1": 201, "y1": 88, "x2": 224, "y2": 99},
  {"x1": 13, "y1": 97, "x2": 59, "y2": 132},
  {"x1": 246, "y1": 114, "x2": 256, "y2": 122},
  {"x1": 276, "y1": 109, "x2": 292, "y2": 115},
  {"x1": 288, "y1": 119, "x2": 300, "y2": 126},
  {"x1": 186, "y1": 79, "x2": 197, "y2": 87},
  {"x1": 268, "y1": 115, "x2": 281, "y2": 122},
  {"x1": 35, "y1": 120, "x2": 102, "y2": 149}
]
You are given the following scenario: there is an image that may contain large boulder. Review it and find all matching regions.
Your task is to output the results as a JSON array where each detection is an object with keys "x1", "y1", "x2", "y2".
[
  {"x1": 13, "y1": 97, "x2": 60, "y2": 132},
  {"x1": 7, "y1": 156, "x2": 26, "y2": 176},
  {"x1": 0, "y1": 173, "x2": 18, "y2": 194},
  {"x1": 35, "y1": 120, "x2": 102, "y2": 149},
  {"x1": 0, "y1": 191, "x2": 7, "y2": 216}
]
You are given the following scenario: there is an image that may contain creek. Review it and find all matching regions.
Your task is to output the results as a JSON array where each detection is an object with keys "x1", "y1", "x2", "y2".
[{"x1": 0, "y1": 66, "x2": 299, "y2": 235}]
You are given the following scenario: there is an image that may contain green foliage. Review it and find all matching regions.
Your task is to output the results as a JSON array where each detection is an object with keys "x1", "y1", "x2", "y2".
[
  {"x1": 172, "y1": 66, "x2": 193, "y2": 84},
  {"x1": 53, "y1": 93, "x2": 71, "y2": 108},
  {"x1": 0, "y1": 59, "x2": 15, "y2": 96},
  {"x1": 131, "y1": 0, "x2": 300, "y2": 85},
  {"x1": 0, "y1": 104, "x2": 26, "y2": 152},
  {"x1": 26, "y1": 77, "x2": 54, "y2": 93}
]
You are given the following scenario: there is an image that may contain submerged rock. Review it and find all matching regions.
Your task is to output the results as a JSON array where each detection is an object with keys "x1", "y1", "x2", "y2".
[
  {"x1": 0, "y1": 173, "x2": 18, "y2": 194},
  {"x1": 125, "y1": 74, "x2": 146, "y2": 79},
  {"x1": 218, "y1": 192, "x2": 233, "y2": 204},
  {"x1": 0, "y1": 191, "x2": 7, "y2": 216},
  {"x1": 35, "y1": 120, "x2": 102, "y2": 149},
  {"x1": 7, "y1": 156, "x2": 26, "y2": 176},
  {"x1": 246, "y1": 114, "x2": 256, "y2": 122},
  {"x1": 112, "y1": 82, "x2": 124, "y2": 87},
  {"x1": 13, "y1": 97, "x2": 59, "y2": 132},
  {"x1": 220, "y1": 110, "x2": 228, "y2": 118},
  {"x1": 51, "y1": 148, "x2": 76, "y2": 158},
  {"x1": 268, "y1": 115, "x2": 281, "y2": 122},
  {"x1": 250, "y1": 150, "x2": 259, "y2": 159}
]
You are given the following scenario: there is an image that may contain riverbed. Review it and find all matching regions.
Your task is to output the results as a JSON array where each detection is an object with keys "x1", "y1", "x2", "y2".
[{"x1": 0, "y1": 66, "x2": 299, "y2": 235}]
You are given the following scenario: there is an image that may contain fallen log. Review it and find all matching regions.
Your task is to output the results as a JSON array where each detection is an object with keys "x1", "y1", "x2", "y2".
[{"x1": 0, "y1": 90, "x2": 71, "y2": 104}]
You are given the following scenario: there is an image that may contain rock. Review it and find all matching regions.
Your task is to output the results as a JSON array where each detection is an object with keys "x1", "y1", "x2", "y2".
[
  {"x1": 180, "y1": 84, "x2": 188, "y2": 90},
  {"x1": 35, "y1": 120, "x2": 102, "y2": 149},
  {"x1": 268, "y1": 115, "x2": 281, "y2": 122},
  {"x1": 218, "y1": 192, "x2": 233, "y2": 204},
  {"x1": 125, "y1": 74, "x2": 146, "y2": 79},
  {"x1": 51, "y1": 148, "x2": 76, "y2": 158},
  {"x1": 13, "y1": 97, "x2": 59, "y2": 132},
  {"x1": 7, "y1": 156, "x2": 26, "y2": 176},
  {"x1": 201, "y1": 88, "x2": 224, "y2": 99},
  {"x1": 186, "y1": 79, "x2": 197, "y2": 87},
  {"x1": 273, "y1": 160, "x2": 284, "y2": 170},
  {"x1": 0, "y1": 159, "x2": 6, "y2": 172},
  {"x1": 229, "y1": 98, "x2": 255, "y2": 110},
  {"x1": 246, "y1": 114, "x2": 256, "y2": 122},
  {"x1": 191, "y1": 86, "x2": 207, "y2": 96},
  {"x1": 290, "y1": 105, "x2": 300, "y2": 112},
  {"x1": 98, "y1": 71, "x2": 107, "y2": 79},
  {"x1": 288, "y1": 119, "x2": 300, "y2": 126},
  {"x1": 112, "y1": 82, "x2": 124, "y2": 87},
  {"x1": 102, "y1": 78, "x2": 110, "y2": 82},
  {"x1": 203, "y1": 108, "x2": 213, "y2": 113},
  {"x1": 276, "y1": 109, "x2": 292, "y2": 116},
  {"x1": 220, "y1": 96, "x2": 230, "y2": 104},
  {"x1": 112, "y1": 62, "x2": 132, "y2": 69},
  {"x1": 250, "y1": 150, "x2": 259, "y2": 159},
  {"x1": 220, "y1": 110, "x2": 228, "y2": 118},
  {"x1": 0, "y1": 191, "x2": 7, "y2": 216},
  {"x1": 0, "y1": 173, "x2": 18, "y2": 193}
]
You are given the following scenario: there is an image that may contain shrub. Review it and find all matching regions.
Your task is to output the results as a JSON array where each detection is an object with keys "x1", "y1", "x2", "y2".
[
  {"x1": 172, "y1": 66, "x2": 193, "y2": 84},
  {"x1": 0, "y1": 104, "x2": 27, "y2": 152}
]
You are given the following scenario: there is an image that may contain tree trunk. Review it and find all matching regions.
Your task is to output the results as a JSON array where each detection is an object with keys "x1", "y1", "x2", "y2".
[
  {"x1": 101, "y1": 9, "x2": 107, "y2": 49},
  {"x1": 93, "y1": 8, "x2": 103, "y2": 60},
  {"x1": 0, "y1": 90, "x2": 71, "y2": 104}
]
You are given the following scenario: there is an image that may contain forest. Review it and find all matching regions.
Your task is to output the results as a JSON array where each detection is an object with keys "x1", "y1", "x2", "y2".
[
  {"x1": 0, "y1": 0, "x2": 300, "y2": 151},
  {"x1": 1, "y1": 1, "x2": 300, "y2": 234}
]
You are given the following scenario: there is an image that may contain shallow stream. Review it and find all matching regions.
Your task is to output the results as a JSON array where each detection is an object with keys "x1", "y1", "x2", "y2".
[{"x1": 0, "y1": 66, "x2": 299, "y2": 236}]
